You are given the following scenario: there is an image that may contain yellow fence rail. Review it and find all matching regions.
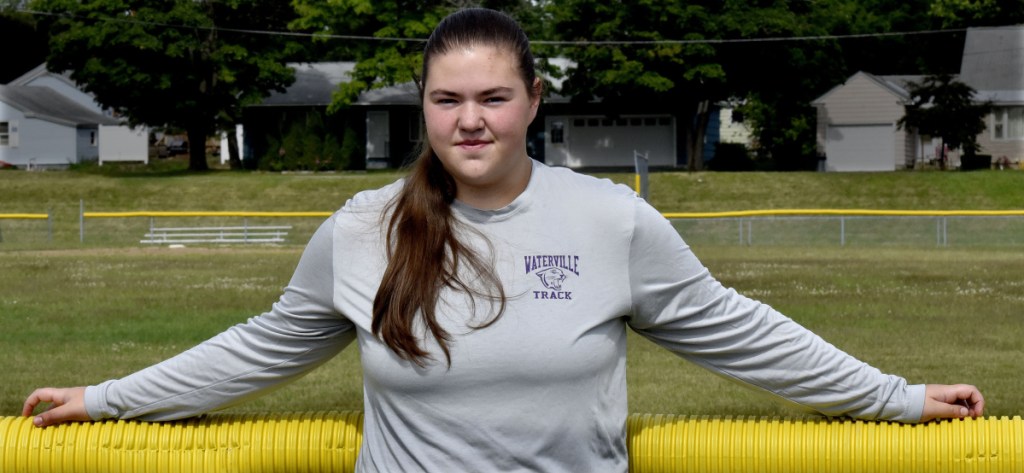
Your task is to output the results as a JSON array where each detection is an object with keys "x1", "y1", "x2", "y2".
[
  {"x1": 5, "y1": 206, "x2": 1023, "y2": 245},
  {"x1": 0, "y1": 213, "x2": 49, "y2": 220},
  {"x1": 80, "y1": 209, "x2": 1024, "y2": 220},
  {"x1": 663, "y1": 209, "x2": 1024, "y2": 218},
  {"x1": 84, "y1": 211, "x2": 333, "y2": 218},
  {"x1": 1, "y1": 412, "x2": 1021, "y2": 473}
]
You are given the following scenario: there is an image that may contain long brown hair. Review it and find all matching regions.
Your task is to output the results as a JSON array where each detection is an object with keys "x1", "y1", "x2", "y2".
[{"x1": 372, "y1": 8, "x2": 538, "y2": 366}]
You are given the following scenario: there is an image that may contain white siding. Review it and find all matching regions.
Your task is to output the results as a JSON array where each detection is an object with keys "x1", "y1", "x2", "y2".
[
  {"x1": 824, "y1": 125, "x2": 896, "y2": 171},
  {"x1": 978, "y1": 110, "x2": 1024, "y2": 165},
  {"x1": 0, "y1": 101, "x2": 23, "y2": 165},
  {"x1": 99, "y1": 125, "x2": 149, "y2": 165},
  {"x1": 814, "y1": 72, "x2": 913, "y2": 171},
  {"x1": 17, "y1": 118, "x2": 78, "y2": 167}
]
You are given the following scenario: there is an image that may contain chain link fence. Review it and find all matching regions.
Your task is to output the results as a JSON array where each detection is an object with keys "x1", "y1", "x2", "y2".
[
  {"x1": 671, "y1": 214, "x2": 1024, "y2": 248},
  {"x1": 5, "y1": 208, "x2": 1024, "y2": 249}
]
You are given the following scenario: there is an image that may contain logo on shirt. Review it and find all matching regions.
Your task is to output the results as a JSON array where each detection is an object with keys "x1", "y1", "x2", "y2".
[{"x1": 524, "y1": 254, "x2": 579, "y2": 300}]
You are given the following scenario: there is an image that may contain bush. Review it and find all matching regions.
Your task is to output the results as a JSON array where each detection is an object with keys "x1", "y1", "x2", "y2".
[
  {"x1": 708, "y1": 142, "x2": 755, "y2": 171},
  {"x1": 258, "y1": 112, "x2": 356, "y2": 172}
]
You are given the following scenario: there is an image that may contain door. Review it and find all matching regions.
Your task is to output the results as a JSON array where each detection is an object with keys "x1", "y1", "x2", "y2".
[{"x1": 366, "y1": 111, "x2": 390, "y2": 169}]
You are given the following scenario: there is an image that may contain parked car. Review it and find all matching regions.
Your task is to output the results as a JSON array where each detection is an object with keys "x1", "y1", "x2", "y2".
[{"x1": 165, "y1": 138, "x2": 188, "y2": 156}]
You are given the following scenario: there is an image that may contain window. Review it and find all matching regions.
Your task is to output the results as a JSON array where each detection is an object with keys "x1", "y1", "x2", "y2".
[
  {"x1": 0, "y1": 121, "x2": 16, "y2": 147},
  {"x1": 550, "y1": 121, "x2": 564, "y2": 143},
  {"x1": 992, "y1": 107, "x2": 1024, "y2": 140}
]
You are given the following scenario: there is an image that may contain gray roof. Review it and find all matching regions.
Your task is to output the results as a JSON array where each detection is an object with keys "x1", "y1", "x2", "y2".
[
  {"x1": 6, "y1": 63, "x2": 78, "y2": 88},
  {"x1": 875, "y1": 74, "x2": 928, "y2": 98},
  {"x1": 260, "y1": 62, "x2": 354, "y2": 106},
  {"x1": 258, "y1": 60, "x2": 572, "y2": 108},
  {"x1": 259, "y1": 62, "x2": 420, "y2": 107},
  {"x1": 353, "y1": 81, "x2": 420, "y2": 106},
  {"x1": 810, "y1": 71, "x2": 925, "y2": 105},
  {"x1": 0, "y1": 84, "x2": 121, "y2": 127},
  {"x1": 960, "y1": 25, "x2": 1024, "y2": 104}
]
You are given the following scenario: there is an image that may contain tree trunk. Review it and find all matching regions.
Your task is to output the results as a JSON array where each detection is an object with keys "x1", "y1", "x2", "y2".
[
  {"x1": 186, "y1": 128, "x2": 210, "y2": 171},
  {"x1": 227, "y1": 126, "x2": 242, "y2": 170},
  {"x1": 686, "y1": 100, "x2": 711, "y2": 172},
  {"x1": 939, "y1": 137, "x2": 947, "y2": 171}
]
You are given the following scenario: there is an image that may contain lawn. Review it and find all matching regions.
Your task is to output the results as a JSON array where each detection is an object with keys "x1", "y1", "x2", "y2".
[
  {"x1": 2, "y1": 245, "x2": 1019, "y2": 418},
  {"x1": 2, "y1": 166, "x2": 1022, "y2": 419}
]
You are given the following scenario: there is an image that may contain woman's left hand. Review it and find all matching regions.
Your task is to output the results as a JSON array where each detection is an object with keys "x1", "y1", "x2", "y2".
[{"x1": 920, "y1": 384, "x2": 984, "y2": 422}]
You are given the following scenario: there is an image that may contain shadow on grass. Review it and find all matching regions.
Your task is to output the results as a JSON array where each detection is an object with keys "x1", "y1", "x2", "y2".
[{"x1": 70, "y1": 156, "x2": 235, "y2": 178}]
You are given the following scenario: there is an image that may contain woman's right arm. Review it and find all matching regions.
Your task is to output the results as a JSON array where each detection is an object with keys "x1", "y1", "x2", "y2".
[{"x1": 23, "y1": 215, "x2": 355, "y2": 427}]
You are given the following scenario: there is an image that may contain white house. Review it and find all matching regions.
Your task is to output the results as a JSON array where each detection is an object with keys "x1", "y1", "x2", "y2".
[
  {"x1": 0, "y1": 83, "x2": 121, "y2": 169},
  {"x1": 3, "y1": 65, "x2": 148, "y2": 168},
  {"x1": 246, "y1": 60, "x2": 693, "y2": 170},
  {"x1": 812, "y1": 25, "x2": 1024, "y2": 171},
  {"x1": 960, "y1": 26, "x2": 1024, "y2": 166},
  {"x1": 810, "y1": 72, "x2": 922, "y2": 171}
]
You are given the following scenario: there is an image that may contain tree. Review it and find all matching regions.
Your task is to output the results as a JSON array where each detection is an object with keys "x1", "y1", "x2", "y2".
[
  {"x1": 35, "y1": 0, "x2": 301, "y2": 171},
  {"x1": 897, "y1": 74, "x2": 991, "y2": 169},
  {"x1": 546, "y1": 0, "x2": 870, "y2": 170},
  {"x1": 1, "y1": 2, "x2": 49, "y2": 83},
  {"x1": 290, "y1": 0, "x2": 543, "y2": 113},
  {"x1": 929, "y1": 0, "x2": 1024, "y2": 28}
]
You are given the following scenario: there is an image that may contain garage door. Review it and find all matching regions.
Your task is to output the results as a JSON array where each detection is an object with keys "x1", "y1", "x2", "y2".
[
  {"x1": 825, "y1": 125, "x2": 895, "y2": 171},
  {"x1": 544, "y1": 115, "x2": 676, "y2": 168}
]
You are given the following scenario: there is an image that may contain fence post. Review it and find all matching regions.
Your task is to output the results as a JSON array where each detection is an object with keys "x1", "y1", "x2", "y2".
[
  {"x1": 840, "y1": 216, "x2": 846, "y2": 246},
  {"x1": 936, "y1": 217, "x2": 949, "y2": 246},
  {"x1": 79, "y1": 200, "x2": 85, "y2": 243},
  {"x1": 47, "y1": 209, "x2": 53, "y2": 242},
  {"x1": 633, "y1": 151, "x2": 650, "y2": 200}
]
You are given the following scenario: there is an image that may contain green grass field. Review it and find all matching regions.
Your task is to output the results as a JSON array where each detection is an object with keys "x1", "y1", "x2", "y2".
[{"x1": 2, "y1": 165, "x2": 1023, "y2": 418}]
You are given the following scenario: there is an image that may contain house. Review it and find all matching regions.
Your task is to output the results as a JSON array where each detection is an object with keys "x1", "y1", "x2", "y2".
[
  {"x1": 240, "y1": 62, "x2": 420, "y2": 170},
  {"x1": 960, "y1": 26, "x2": 1024, "y2": 167},
  {"x1": 2, "y1": 65, "x2": 148, "y2": 169},
  {"x1": 811, "y1": 72, "x2": 923, "y2": 171},
  {"x1": 0, "y1": 84, "x2": 120, "y2": 169},
  {"x1": 244, "y1": 61, "x2": 702, "y2": 170},
  {"x1": 812, "y1": 25, "x2": 1024, "y2": 171}
]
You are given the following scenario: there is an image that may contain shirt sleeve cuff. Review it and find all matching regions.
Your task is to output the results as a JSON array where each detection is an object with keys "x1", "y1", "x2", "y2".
[
  {"x1": 84, "y1": 381, "x2": 119, "y2": 420},
  {"x1": 903, "y1": 383, "x2": 927, "y2": 423}
]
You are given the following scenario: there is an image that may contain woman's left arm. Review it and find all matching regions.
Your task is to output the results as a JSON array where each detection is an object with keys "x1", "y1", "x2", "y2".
[{"x1": 625, "y1": 200, "x2": 982, "y2": 422}]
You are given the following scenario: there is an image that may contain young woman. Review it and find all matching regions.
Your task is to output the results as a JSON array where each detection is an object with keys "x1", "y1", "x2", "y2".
[{"x1": 24, "y1": 8, "x2": 983, "y2": 472}]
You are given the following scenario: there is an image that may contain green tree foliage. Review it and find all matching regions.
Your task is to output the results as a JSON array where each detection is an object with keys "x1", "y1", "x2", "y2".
[
  {"x1": 290, "y1": 0, "x2": 446, "y2": 112},
  {"x1": 897, "y1": 74, "x2": 991, "y2": 166},
  {"x1": 929, "y1": 0, "x2": 1024, "y2": 28},
  {"x1": 546, "y1": 0, "x2": 974, "y2": 170},
  {"x1": 35, "y1": 0, "x2": 300, "y2": 171},
  {"x1": 290, "y1": 0, "x2": 544, "y2": 112},
  {"x1": 548, "y1": 0, "x2": 845, "y2": 170},
  {"x1": 0, "y1": 2, "x2": 49, "y2": 83}
]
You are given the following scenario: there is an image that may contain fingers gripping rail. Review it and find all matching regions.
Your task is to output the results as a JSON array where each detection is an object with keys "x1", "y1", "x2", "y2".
[{"x1": 1, "y1": 412, "x2": 1021, "y2": 472}]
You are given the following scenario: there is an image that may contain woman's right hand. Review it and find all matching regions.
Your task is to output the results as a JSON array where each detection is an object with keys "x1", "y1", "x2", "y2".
[{"x1": 22, "y1": 387, "x2": 91, "y2": 427}]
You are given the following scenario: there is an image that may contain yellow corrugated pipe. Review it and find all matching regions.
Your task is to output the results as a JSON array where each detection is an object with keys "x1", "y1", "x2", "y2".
[{"x1": 1, "y1": 412, "x2": 1021, "y2": 472}]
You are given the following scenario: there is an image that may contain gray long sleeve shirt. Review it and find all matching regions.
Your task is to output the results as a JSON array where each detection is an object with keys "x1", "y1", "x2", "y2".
[{"x1": 85, "y1": 159, "x2": 925, "y2": 472}]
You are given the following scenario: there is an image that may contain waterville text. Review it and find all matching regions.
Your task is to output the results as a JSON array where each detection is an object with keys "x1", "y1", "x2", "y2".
[{"x1": 523, "y1": 254, "x2": 580, "y2": 276}]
